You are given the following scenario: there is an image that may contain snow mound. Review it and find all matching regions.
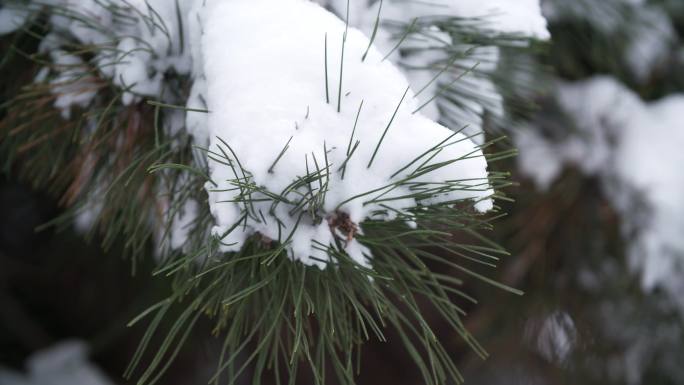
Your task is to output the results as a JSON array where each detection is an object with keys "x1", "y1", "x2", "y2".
[{"x1": 194, "y1": 0, "x2": 494, "y2": 268}]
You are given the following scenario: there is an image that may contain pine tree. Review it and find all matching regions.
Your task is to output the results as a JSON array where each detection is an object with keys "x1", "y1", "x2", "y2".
[{"x1": 0, "y1": 1, "x2": 550, "y2": 384}]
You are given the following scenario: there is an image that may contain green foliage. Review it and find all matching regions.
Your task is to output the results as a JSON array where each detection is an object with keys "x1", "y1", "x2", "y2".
[
  {"x1": 124, "y1": 197, "x2": 517, "y2": 385},
  {"x1": 0, "y1": 3, "x2": 539, "y2": 384}
]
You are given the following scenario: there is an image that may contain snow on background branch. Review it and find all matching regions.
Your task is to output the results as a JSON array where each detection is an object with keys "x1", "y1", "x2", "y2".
[
  {"x1": 0, "y1": 341, "x2": 113, "y2": 385},
  {"x1": 518, "y1": 77, "x2": 684, "y2": 312}
]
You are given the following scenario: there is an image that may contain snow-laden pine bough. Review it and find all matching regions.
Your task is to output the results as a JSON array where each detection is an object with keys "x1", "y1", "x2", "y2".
[{"x1": 0, "y1": 0, "x2": 548, "y2": 384}]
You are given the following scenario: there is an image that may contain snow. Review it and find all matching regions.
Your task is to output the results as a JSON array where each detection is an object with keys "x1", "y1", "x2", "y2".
[
  {"x1": 170, "y1": 199, "x2": 200, "y2": 250},
  {"x1": 514, "y1": 129, "x2": 564, "y2": 190},
  {"x1": 30, "y1": 0, "x2": 197, "y2": 113},
  {"x1": 543, "y1": 0, "x2": 676, "y2": 81},
  {"x1": 624, "y1": 7, "x2": 675, "y2": 81},
  {"x1": 516, "y1": 76, "x2": 684, "y2": 299},
  {"x1": 419, "y1": 0, "x2": 549, "y2": 39},
  {"x1": 525, "y1": 311, "x2": 577, "y2": 366},
  {"x1": 323, "y1": 0, "x2": 548, "y2": 144},
  {"x1": 49, "y1": 51, "x2": 99, "y2": 119},
  {"x1": 328, "y1": 0, "x2": 549, "y2": 39},
  {"x1": 9, "y1": 0, "x2": 511, "y2": 268},
  {"x1": 0, "y1": 3, "x2": 29, "y2": 34},
  {"x1": 195, "y1": 0, "x2": 494, "y2": 268},
  {"x1": 453, "y1": 0, "x2": 549, "y2": 39},
  {"x1": 0, "y1": 341, "x2": 113, "y2": 385}
]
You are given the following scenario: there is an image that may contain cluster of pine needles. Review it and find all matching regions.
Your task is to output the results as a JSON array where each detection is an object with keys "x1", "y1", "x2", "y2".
[{"x1": 0, "y1": 2, "x2": 538, "y2": 385}]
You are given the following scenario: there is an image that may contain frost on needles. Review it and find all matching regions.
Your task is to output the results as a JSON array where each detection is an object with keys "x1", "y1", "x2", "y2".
[{"x1": 194, "y1": 0, "x2": 494, "y2": 268}]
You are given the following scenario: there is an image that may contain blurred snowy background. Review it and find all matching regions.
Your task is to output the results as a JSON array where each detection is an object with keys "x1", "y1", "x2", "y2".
[{"x1": 1, "y1": 0, "x2": 683, "y2": 384}]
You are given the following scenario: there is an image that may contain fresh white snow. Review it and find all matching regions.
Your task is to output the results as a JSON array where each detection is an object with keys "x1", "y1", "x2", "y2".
[
  {"x1": 328, "y1": 0, "x2": 549, "y2": 40},
  {"x1": 516, "y1": 76, "x2": 684, "y2": 299},
  {"x1": 194, "y1": 0, "x2": 494, "y2": 268},
  {"x1": 0, "y1": 0, "x2": 555, "y2": 267},
  {"x1": 324, "y1": 0, "x2": 548, "y2": 144},
  {"x1": 17, "y1": 0, "x2": 197, "y2": 114}
]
